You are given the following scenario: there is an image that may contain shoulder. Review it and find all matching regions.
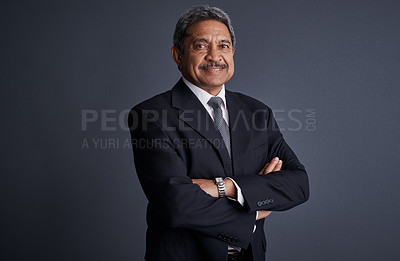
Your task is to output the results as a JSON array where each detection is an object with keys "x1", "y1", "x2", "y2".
[
  {"x1": 227, "y1": 90, "x2": 272, "y2": 112},
  {"x1": 127, "y1": 90, "x2": 173, "y2": 132},
  {"x1": 130, "y1": 78, "x2": 186, "y2": 111}
]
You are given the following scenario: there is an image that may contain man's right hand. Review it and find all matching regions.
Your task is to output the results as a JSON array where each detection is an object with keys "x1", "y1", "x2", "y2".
[
  {"x1": 258, "y1": 157, "x2": 282, "y2": 175},
  {"x1": 256, "y1": 157, "x2": 282, "y2": 220}
]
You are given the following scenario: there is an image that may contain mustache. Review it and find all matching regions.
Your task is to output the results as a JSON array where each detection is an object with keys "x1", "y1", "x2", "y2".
[{"x1": 198, "y1": 62, "x2": 227, "y2": 70}]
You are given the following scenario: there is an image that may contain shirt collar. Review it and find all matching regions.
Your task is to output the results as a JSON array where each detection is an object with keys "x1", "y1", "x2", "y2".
[{"x1": 182, "y1": 77, "x2": 227, "y2": 109}]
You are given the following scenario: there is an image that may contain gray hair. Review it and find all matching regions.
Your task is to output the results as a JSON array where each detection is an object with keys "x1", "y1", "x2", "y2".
[{"x1": 173, "y1": 5, "x2": 236, "y2": 53}]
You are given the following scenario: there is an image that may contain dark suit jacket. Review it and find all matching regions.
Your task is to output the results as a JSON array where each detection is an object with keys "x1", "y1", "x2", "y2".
[{"x1": 128, "y1": 79, "x2": 309, "y2": 261}]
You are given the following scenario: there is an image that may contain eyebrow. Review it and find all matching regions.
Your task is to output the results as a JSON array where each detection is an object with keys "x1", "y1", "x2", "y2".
[
  {"x1": 220, "y1": 39, "x2": 231, "y2": 45},
  {"x1": 192, "y1": 38, "x2": 231, "y2": 45},
  {"x1": 193, "y1": 38, "x2": 208, "y2": 44}
]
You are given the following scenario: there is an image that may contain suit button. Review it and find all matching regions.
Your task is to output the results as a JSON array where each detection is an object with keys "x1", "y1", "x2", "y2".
[{"x1": 259, "y1": 198, "x2": 274, "y2": 206}]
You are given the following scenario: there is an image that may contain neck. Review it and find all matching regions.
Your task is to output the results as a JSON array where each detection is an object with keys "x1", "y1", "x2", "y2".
[
  {"x1": 199, "y1": 86, "x2": 222, "y2": 96},
  {"x1": 181, "y1": 77, "x2": 224, "y2": 96}
]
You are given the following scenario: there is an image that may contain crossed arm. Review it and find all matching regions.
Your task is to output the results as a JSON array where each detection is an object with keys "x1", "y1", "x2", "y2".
[
  {"x1": 192, "y1": 157, "x2": 283, "y2": 221},
  {"x1": 130, "y1": 105, "x2": 308, "y2": 247}
]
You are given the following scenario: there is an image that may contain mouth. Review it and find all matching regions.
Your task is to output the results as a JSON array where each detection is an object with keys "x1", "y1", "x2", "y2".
[{"x1": 204, "y1": 67, "x2": 224, "y2": 72}]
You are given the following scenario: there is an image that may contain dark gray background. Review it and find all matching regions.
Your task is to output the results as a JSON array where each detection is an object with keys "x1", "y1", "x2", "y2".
[{"x1": 3, "y1": 0, "x2": 400, "y2": 260}]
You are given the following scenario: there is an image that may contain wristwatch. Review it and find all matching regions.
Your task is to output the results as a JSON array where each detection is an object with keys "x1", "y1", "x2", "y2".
[{"x1": 214, "y1": 177, "x2": 226, "y2": 198}]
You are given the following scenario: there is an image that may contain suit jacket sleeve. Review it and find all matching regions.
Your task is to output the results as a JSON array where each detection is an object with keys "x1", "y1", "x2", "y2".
[
  {"x1": 129, "y1": 106, "x2": 256, "y2": 249},
  {"x1": 233, "y1": 107, "x2": 310, "y2": 213}
]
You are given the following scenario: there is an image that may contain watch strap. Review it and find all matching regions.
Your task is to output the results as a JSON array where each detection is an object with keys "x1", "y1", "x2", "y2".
[{"x1": 214, "y1": 177, "x2": 226, "y2": 198}]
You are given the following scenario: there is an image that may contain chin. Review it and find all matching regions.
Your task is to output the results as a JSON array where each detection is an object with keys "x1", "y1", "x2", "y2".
[
  {"x1": 202, "y1": 78, "x2": 229, "y2": 87},
  {"x1": 202, "y1": 82, "x2": 225, "y2": 89}
]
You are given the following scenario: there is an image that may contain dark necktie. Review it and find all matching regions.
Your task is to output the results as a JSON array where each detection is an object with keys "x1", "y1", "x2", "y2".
[{"x1": 208, "y1": 97, "x2": 231, "y2": 157}]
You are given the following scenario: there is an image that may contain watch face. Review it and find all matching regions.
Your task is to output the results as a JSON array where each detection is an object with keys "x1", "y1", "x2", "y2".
[{"x1": 215, "y1": 177, "x2": 224, "y2": 184}]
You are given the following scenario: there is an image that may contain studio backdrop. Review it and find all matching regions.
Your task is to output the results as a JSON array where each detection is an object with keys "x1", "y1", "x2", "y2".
[{"x1": 3, "y1": 0, "x2": 400, "y2": 260}]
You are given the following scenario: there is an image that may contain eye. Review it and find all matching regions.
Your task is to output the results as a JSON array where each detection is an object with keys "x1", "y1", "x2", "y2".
[
  {"x1": 194, "y1": 44, "x2": 207, "y2": 50},
  {"x1": 219, "y1": 44, "x2": 231, "y2": 51}
]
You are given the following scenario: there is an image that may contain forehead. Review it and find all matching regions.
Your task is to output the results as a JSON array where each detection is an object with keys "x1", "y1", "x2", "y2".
[{"x1": 186, "y1": 20, "x2": 231, "y2": 40}]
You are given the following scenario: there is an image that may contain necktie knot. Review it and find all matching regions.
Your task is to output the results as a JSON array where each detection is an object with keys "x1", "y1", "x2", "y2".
[{"x1": 207, "y1": 97, "x2": 223, "y2": 110}]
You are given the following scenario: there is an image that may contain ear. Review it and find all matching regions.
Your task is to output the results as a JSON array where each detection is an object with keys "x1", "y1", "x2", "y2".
[{"x1": 171, "y1": 47, "x2": 182, "y2": 71}]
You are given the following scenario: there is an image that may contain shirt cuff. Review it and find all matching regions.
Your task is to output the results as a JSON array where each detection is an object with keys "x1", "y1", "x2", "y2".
[{"x1": 226, "y1": 177, "x2": 245, "y2": 206}]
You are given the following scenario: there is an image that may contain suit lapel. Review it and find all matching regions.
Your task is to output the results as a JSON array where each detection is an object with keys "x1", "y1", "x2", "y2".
[
  {"x1": 226, "y1": 90, "x2": 252, "y2": 176},
  {"x1": 171, "y1": 79, "x2": 232, "y2": 176}
]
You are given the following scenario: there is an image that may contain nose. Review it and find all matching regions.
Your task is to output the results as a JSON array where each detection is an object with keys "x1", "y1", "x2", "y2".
[{"x1": 205, "y1": 45, "x2": 222, "y2": 63}]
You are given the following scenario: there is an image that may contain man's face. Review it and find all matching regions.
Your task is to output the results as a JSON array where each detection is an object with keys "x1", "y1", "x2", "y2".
[{"x1": 172, "y1": 20, "x2": 235, "y2": 91}]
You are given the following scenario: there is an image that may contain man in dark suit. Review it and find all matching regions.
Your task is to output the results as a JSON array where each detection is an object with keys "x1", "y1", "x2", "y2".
[{"x1": 128, "y1": 5, "x2": 309, "y2": 261}]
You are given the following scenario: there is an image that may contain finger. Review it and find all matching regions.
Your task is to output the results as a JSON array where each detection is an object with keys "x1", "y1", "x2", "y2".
[
  {"x1": 259, "y1": 163, "x2": 269, "y2": 174},
  {"x1": 264, "y1": 211, "x2": 272, "y2": 218},
  {"x1": 256, "y1": 210, "x2": 272, "y2": 220},
  {"x1": 272, "y1": 160, "x2": 283, "y2": 172},
  {"x1": 192, "y1": 179, "x2": 202, "y2": 185},
  {"x1": 264, "y1": 157, "x2": 279, "y2": 174}
]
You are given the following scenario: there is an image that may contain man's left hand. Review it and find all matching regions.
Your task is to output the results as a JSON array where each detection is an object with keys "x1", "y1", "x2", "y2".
[
  {"x1": 192, "y1": 178, "x2": 237, "y2": 198},
  {"x1": 192, "y1": 179, "x2": 218, "y2": 197}
]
